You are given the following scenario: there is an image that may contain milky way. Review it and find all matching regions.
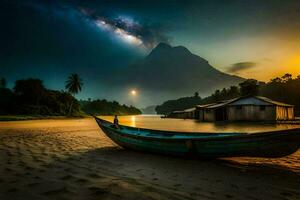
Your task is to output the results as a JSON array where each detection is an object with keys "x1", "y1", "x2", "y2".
[{"x1": 80, "y1": 8, "x2": 169, "y2": 49}]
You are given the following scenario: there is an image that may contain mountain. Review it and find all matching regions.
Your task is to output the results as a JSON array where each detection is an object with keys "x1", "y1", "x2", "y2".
[
  {"x1": 140, "y1": 105, "x2": 157, "y2": 114},
  {"x1": 121, "y1": 43, "x2": 244, "y2": 105}
]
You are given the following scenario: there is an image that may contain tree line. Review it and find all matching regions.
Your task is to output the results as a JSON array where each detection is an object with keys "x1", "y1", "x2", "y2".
[
  {"x1": 80, "y1": 99, "x2": 141, "y2": 115},
  {"x1": 155, "y1": 92, "x2": 202, "y2": 115},
  {"x1": 0, "y1": 75, "x2": 141, "y2": 116},
  {"x1": 156, "y1": 74, "x2": 300, "y2": 115}
]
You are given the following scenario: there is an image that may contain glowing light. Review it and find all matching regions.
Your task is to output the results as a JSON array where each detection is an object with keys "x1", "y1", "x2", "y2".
[
  {"x1": 130, "y1": 116, "x2": 136, "y2": 127},
  {"x1": 131, "y1": 90, "x2": 137, "y2": 95}
]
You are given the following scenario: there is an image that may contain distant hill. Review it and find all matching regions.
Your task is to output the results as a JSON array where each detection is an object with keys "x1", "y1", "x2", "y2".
[
  {"x1": 155, "y1": 95, "x2": 202, "y2": 115},
  {"x1": 140, "y1": 105, "x2": 157, "y2": 114},
  {"x1": 122, "y1": 43, "x2": 244, "y2": 105}
]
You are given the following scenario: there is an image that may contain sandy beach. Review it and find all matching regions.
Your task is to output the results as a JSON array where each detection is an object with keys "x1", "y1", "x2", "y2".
[{"x1": 0, "y1": 118, "x2": 299, "y2": 200}]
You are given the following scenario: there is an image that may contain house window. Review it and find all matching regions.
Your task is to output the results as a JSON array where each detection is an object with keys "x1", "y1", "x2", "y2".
[
  {"x1": 260, "y1": 105, "x2": 266, "y2": 111},
  {"x1": 236, "y1": 105, "x2": 242, "y2": 110}
]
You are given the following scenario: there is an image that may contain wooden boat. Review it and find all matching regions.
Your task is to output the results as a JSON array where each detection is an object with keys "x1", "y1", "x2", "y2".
[{"x1": 94, "y1": 116, "x2": 300, "y2": 158}]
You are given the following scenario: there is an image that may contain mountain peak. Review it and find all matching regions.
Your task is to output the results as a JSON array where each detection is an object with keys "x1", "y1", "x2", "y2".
[
  {"x1": 155, "y1": 42, "x2": 172, "y2": 50},
  {"x1": 173, "y1": 45, "x2": 191, "y2": 54},
  {"x1": 147, "y1": 43, "x2": 206, "y2": 63},
  {"x1": 148, "y1": 43, "x2": 193, "y2": 59},
  {"x1": 122, "y1": 42, "x2": 244, "y2": 103}
]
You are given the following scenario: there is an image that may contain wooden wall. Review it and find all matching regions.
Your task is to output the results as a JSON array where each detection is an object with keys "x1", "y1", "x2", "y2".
[
  {"x1": 276, "y1": 106, "x2": 294, "y2": 120},
  {"x1": 227, "y1": 105, "x2": 276, "y2": 121},
  {"x1": 203, "y1": 109, "x2": 215, "y2": 121}
]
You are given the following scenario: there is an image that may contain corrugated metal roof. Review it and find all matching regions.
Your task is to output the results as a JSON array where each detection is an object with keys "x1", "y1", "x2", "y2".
[
  {"x1": 172, "y1": 110, "x2": 185, "y2": 113},
  {"x1": 206, "y1": 98, "x2": 239, "y2": 109},
  {"x1": 204, "y1": 96, "x2": 294, "y2": 109},
  {"x1": 184, "y1": 107, "x2": 196, "y2": 112},
  {"x1": 255, "y1": 96, "x2": 294, "y2": 107},
  {"x1": 172, "y1": 107, "x2": 196, "y2": 114},
  {"x1": 196, "y1": 103, "x2": 218, "y2": 108}
]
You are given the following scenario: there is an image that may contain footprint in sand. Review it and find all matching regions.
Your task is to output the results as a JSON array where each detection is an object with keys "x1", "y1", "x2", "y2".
[
  {"x1": 60, "y1": 174, "x2": 74, "y2": 180},
  {"x1": 5, "y1": 167, "x2": 12, "y2": 172},
  {"x1": 25, "y1": 166, "x2": 34, "y2": 170},
  {"x1": 280, "y1": 192, "x2": 293, "y2": 197},
  {"x1": 64, "y1": 167, "x2": 75, "y2": 173},
  {"x1": 27, "y1": 182, "x2": 39, "y2": 187},
  {"x1": 246, "y1": 186, "x2": 257, "y2": 191},
  {"x1": 41, "y1": 187, "x2": 72, "y2": 196},
  {"x1": 88, "y1": 186, "x2": 108, "y2": 195},
  {"x1": 34, "y1": 175, "x2": 41, "y2": 180},
  {"x1": 24, "y1": 172, "x2": 31, "y2": 176},
  {"x1": 225, "y1": 194, "x2": 233, "y2": 198},
  {"x1": 194, "y1": 186, "x2": 202, "y2": 191},
  {"x1": 7, "y1": 188, "x2": 18, "y2": 193},
  {"x1": 87, "y1": 173, "x2": 103, "y2": 179},
  {"x1": 39, "y1": 169, "x2": 46, "y2": 173},
  {"x1": 76, "y1": 178, "x2": 89, "y2": 183}
]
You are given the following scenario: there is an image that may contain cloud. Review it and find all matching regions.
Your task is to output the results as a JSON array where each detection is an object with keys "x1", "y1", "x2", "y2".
[
  {"x1": 79, "y1": 8, "x2": 170, "y2": 49},
  {"x1": 227, "y1": 62, "x2": 257, "y2": 73}
]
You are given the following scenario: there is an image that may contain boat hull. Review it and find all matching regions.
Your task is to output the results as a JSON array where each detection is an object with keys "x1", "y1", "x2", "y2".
[{"x1": 94, "y1": 117, "x2": 300, "y2": 158}]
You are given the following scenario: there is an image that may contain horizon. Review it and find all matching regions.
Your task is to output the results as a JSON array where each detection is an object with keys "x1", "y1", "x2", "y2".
[{"x1": 1, "y1": 0, "x2": 300, "y2": 107}]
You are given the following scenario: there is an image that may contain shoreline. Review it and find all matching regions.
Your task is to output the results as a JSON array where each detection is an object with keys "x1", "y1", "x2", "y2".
[
  {"x1": 0, "y1": 114, "x2": 142, "y2": 121},
  {"x1": 0, "y1": 115, "x2": 88, "y2": 121},
  {"x1": 0, "y1": 118, "x2": 299, "y2": 200}
]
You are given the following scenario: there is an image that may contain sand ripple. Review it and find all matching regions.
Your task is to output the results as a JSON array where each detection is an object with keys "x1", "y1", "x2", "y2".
[{"x1": 0, "y1": 118, "x2": 299, "y2": 200}]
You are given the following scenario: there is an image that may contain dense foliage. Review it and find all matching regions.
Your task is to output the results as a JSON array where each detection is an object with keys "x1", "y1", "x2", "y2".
[
  {"x1": 156, "y1": 74, "x2": 300, "y2": 115},
  {"x1": 155, "y1": 93, "x2": 202, "y2": 115},
  {"x1": 0, "y1": 78, "x2": 82, "y2": 116},
  {"x1": 0, "y1": 77, "x2": 141, "y2": 116},
  {"x1": 80, "y1": 99, "x2": 142, "y2": 116}
]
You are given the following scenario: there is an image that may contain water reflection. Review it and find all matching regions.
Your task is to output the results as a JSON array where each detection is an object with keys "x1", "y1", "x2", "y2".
[
  {"x1": 130, "y1": 116, "x2": 136, "y2": 127},
  {"x1": 100, "y1": 115, "x2": 300, "y2": 133}
]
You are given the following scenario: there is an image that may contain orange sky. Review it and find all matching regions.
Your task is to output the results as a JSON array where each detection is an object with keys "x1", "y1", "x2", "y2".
[{"x1": 190, "y1": 36, "x2": 300, "y2": 82}]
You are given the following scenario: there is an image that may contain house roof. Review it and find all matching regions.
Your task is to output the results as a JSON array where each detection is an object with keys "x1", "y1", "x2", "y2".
[
  {"x1": 197, "y1": 98, "x2": 238, "y2": 109},
  {"x1": 172, "y1": 107, "x2": 196, "y2": 114},
  {"x1": 184, "y1": 107, "x2": 196, "y2": 112},
  {"x1": 254, "y1": 96, "x2": 294, "y2": 107},
  {"x1": 206, "y1": 98, "x2": 239, "y2": 109},
  {"x1": 196, "y1": 103, "x2": 219, "y2": 108},
  {"x1": 202, "y1": 96, "x2": 294, "y2": 109},
  {"x1": 172, "y1": 110, "x2": 185, "y2": 114}
]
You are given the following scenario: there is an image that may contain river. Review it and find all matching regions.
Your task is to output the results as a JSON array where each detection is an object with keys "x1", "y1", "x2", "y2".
[{"x1": 101, "y1": 115, "x2": 300, "y2": 172}]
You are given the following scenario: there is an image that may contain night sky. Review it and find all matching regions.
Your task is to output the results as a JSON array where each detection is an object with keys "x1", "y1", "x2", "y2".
[{"x1": 1, "y1": 0, "x2": 300, "y2": 107}]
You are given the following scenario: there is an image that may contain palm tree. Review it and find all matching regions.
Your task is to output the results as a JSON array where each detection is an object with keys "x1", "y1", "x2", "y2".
[
  {"x1": 0, "y1": 78, "x2": 6, "y2": 88},
  {"x1": 65, "y1": 74, "x2": 83, "y2": 115}
]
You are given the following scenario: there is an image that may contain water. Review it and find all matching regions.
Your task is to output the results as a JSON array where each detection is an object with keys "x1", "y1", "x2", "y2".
[
  {"x1": 101, "y1": 115, "x2": 300, "y2": 133},
  {"x1": 101, "y1": 115, "x2": 300, "y2": 172}
]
